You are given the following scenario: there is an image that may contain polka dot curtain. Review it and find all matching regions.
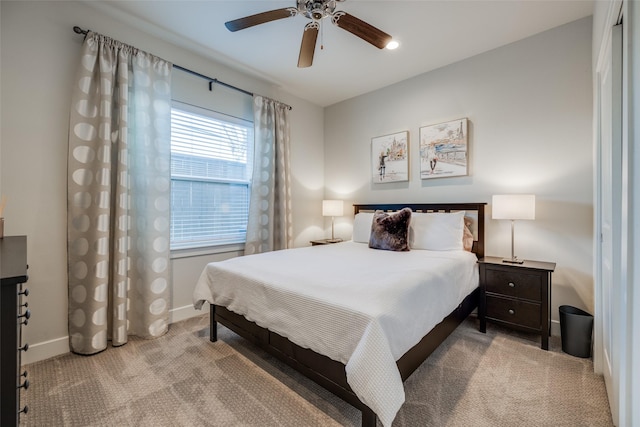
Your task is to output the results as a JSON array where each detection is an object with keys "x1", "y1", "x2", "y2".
[
  {"x1": 245, "y1": 96, "x2": 293, "y2": 254},
  {"x1": 67, "y1": 32, "x2": 172, "y2": 355}
]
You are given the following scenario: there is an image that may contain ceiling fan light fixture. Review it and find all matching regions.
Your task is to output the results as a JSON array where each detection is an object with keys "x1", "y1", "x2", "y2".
[{"x1": 386, "y1": 40, "x2": 399, "y2": 50}]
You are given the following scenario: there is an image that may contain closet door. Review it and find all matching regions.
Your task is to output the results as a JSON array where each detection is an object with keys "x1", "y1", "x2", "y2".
[{"x1": 596, "y1": 22, "x2": 623, "y2": 426}]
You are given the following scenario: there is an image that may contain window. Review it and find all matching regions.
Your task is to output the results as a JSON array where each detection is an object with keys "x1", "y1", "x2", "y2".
[{"x1": 170, "y1": 102, "x2": 253, "y2": 250}]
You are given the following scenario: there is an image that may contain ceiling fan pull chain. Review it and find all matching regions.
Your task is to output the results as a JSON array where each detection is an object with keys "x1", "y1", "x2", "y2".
[{"x1": 321, "y1": 19, "x2": 324, "y2": 50}]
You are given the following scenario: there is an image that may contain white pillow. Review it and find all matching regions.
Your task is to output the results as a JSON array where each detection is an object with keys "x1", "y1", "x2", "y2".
[
  {"x1": 352, "y1": 212, "x2": 375, "y2": 243},
  {"x1": 410, "y1": 211, "x2": 465, "y2": 251}
]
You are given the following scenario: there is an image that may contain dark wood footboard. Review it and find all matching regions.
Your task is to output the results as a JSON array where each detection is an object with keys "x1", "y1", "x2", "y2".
[{"x1": 209, "y1": 287, "x2": 479, "y2": 427}]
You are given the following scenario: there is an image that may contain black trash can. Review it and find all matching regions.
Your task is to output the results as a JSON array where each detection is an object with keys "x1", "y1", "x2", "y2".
[{"x1": 559, "y1": 305, "x2": 593, "y2": 358}]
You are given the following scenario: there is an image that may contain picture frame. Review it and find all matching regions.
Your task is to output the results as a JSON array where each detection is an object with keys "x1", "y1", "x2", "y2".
[
  {"x1": 371, "y1": 131, "x2": 409, "y2": 183},
  {"x1": 419, "y1": 118, "x2": 468, "y2": 179}
]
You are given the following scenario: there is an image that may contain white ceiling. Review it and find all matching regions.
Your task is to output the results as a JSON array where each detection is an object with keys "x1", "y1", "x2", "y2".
[{"x1": 96, "y1": 1, "x2": 594, "y2": 107}]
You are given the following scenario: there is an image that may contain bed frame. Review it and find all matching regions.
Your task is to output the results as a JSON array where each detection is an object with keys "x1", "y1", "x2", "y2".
[{"x1": 209, "y1": 202, "x2": 486, "y2": 426}]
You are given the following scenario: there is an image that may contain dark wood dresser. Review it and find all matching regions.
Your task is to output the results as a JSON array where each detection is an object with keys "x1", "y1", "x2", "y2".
[
  {"x1": 1, "y1": 236, "x2": 29, "y2": 425},
  {"x1": 478, "y1": 256, "x2": 556, "y2": 350}
]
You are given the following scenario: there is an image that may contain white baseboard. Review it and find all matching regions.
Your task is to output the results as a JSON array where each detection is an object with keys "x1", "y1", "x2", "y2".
[
  {"x1": 169, "y1": 304, "x2": 204, "y2": 323},
  {"x1": 551, "y1": 319, "x2": 561, "y2": 337},
  {"x1": 22, "y1": 336, "x2": 70, "y2": 365},
  {"x1": 23, "y1": 305, "x2": 204, "y2": 365}
]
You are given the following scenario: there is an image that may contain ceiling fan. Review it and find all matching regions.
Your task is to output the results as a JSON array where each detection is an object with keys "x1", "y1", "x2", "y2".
[{"x1": 225, "y1": 0, "x2": 394, "y2": 68}]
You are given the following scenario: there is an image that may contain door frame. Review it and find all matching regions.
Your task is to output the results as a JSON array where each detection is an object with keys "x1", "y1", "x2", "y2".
[
  {"x1": 593, "y1": 1, "x2": 640, "y2": 425},
  {"x1": 594, "y1": 16, "x2": 623, "y2": 426}
]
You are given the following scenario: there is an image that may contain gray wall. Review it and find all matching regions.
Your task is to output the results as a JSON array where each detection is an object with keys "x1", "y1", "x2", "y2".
[
  {"x1": 324, "y1": 17, "x2": 594, "y2": 330},
  {"x1": 0, "y1": 1, "x2": 324, "y2": 363}
]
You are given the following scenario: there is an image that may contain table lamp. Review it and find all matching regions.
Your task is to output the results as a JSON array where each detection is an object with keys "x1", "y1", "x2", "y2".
[
  {"x1": 322, "y1": 200, "x2": 344, "y2": 242},
  {"x1": 492, "y1": 194, "x2": 535, "y2": 264}
]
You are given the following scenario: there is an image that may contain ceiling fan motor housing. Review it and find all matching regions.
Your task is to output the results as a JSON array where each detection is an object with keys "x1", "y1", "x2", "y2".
[{"x1": 298, "y1": 0, "x2": 337, "y2": 21}]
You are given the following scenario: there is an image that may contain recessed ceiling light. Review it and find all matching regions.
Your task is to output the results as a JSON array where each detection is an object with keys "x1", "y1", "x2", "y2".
[{"x1": 386, "y1": 40, "x2": 399, "y2": 50}]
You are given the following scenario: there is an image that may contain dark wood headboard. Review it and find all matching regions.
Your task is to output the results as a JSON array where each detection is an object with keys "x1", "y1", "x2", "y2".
[{"x1": 353, "y1": 203, "x2": 486, "y2": 259}]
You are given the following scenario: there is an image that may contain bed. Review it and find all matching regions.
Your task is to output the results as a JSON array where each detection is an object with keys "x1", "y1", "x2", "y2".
[{"x1": 193, "y1": 202, "x2": 486, "y2": 426}]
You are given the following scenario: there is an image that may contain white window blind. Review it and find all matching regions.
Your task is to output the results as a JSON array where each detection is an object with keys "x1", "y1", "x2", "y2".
[{"x1": 170, "y1": 102, "x2": 253, "y2": 250}]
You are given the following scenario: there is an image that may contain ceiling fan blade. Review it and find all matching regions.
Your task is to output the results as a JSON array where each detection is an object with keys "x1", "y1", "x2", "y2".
[
  {"x1": 225, "y1": 8, "x2": 297, "y2": 32},
  {"x1": 297, "y1": 22, "x2": 319, "y2": 68},
  {"x1": 331, "y1": 11, "x2": 392, "y2": 49}
]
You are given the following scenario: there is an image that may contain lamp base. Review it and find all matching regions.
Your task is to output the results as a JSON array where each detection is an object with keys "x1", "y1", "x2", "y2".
[
  {"x1": 502, "y1": 257, "x2": 524, "y2": 264},
  {"x1": 326, "y1": 238, "x2": 343, "y2": 243}
]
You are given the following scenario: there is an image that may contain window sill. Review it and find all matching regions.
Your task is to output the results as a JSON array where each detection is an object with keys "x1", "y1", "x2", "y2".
[{"x1": 170, "y1": 243, "x2": 245, "y2": 259}]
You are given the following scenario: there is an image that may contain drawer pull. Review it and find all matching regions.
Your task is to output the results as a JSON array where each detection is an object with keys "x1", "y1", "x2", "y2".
[
  {"x1": 19, "y1": 406, "x2": 29, "y2": 415},
  {"x1": 19, "y1": 288, "x2": 29, "y2": 297},
  {"x1": 508, "y1": 309, "x2": 515, "y2": 315},
  {"x1": 17, "y1": 379, "x2": 29, "y2": 390},
  {"x1": 18, "y1": 343, "x2": 29, "y2": 352},
  {"x1": 508, "y1": 282, "x2": 515, "y2": 288},
  {"x1": 18, "y1": 309, "x2": 31, "y2": 321}
]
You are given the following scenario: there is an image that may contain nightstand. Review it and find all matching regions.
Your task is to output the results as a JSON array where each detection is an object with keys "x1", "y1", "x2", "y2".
[
  {"x1": 478, "y1": 256, "x2": 556, "y2": 350},
  {"x1": 310, "y1": 238, "x2": 343, "y2": 246}
]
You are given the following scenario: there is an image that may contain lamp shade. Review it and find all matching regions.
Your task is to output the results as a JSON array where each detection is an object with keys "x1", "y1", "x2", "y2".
[
  {"x1": 492, "y1": 195, "x2": 535, "y2": 220},
  {"x1": 322, "y1": 200, "x2": 344, "y2": 217}
]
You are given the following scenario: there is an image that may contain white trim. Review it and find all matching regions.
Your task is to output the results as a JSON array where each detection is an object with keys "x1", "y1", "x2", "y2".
[
  {"x1": 593, "y1": 2, "x2": 640, "y2": 425},
  {"x1": 595, "y1": 1, "x2": 623, "y2": 72},
  {"x1": 612, "y1": 22, "x2": 625, "y2": 427},
  {"x1": 170, "y1": 243, "x2": 244, "y2": 259},
  {"x1": 593, "y1": 0, "x2": 623, "y2": 379},
  {"x1": 624, "y1": 3, "x2": 640, "y2": 425},
  {"x1": 21, "y1": 305, "x2": 204, "y2": 365},
  {"x1": 169, "y1": 304, "x2": 204, "y2": 323},
  {"x1": 593, "y1": 49, "x2": 604, "y2": 376},
  {"x1": 550, "y1": 319, "x2": 560, "y2": 338},
  {"x1": 21, "y1": 336, "x2": 69, "y2": 365},
  {"x1": 172, "y1": 100, "x2": 253, "y2": 126},
  {"x1": 594, "y1": 20, "x2": 624, "y2": 427}
]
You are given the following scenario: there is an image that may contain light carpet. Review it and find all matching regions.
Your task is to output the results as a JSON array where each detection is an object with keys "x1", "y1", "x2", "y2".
[{"x1": 22, "y1": 315, "x2": 612, "y2": 426}]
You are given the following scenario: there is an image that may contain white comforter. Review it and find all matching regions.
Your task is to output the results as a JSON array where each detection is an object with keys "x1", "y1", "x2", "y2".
[{"x1": 193, "y1": 241, "x2": 478, "y2": 426}]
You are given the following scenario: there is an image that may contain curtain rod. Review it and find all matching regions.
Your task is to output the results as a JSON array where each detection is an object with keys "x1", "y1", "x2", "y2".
[{"x1": 72, "y1": 26, "x2": 292, "y2": 110}]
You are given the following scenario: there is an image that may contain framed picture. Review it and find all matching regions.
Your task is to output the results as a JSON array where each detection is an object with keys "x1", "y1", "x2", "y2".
[
  {"x1": 371, "y1": 131, "x2": 409, "y2": 183},
  {"x1": 419, "y1": 118, "x2": 468, "y2": 179}
]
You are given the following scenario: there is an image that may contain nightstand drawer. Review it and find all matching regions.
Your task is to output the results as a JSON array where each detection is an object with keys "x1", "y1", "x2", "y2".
[
  {"x1": 485, "y1": 269, "x2": 541, "y2": 302},
  {"x1": 486, "y1": 295, "x2": 541, "y2": 329}
]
